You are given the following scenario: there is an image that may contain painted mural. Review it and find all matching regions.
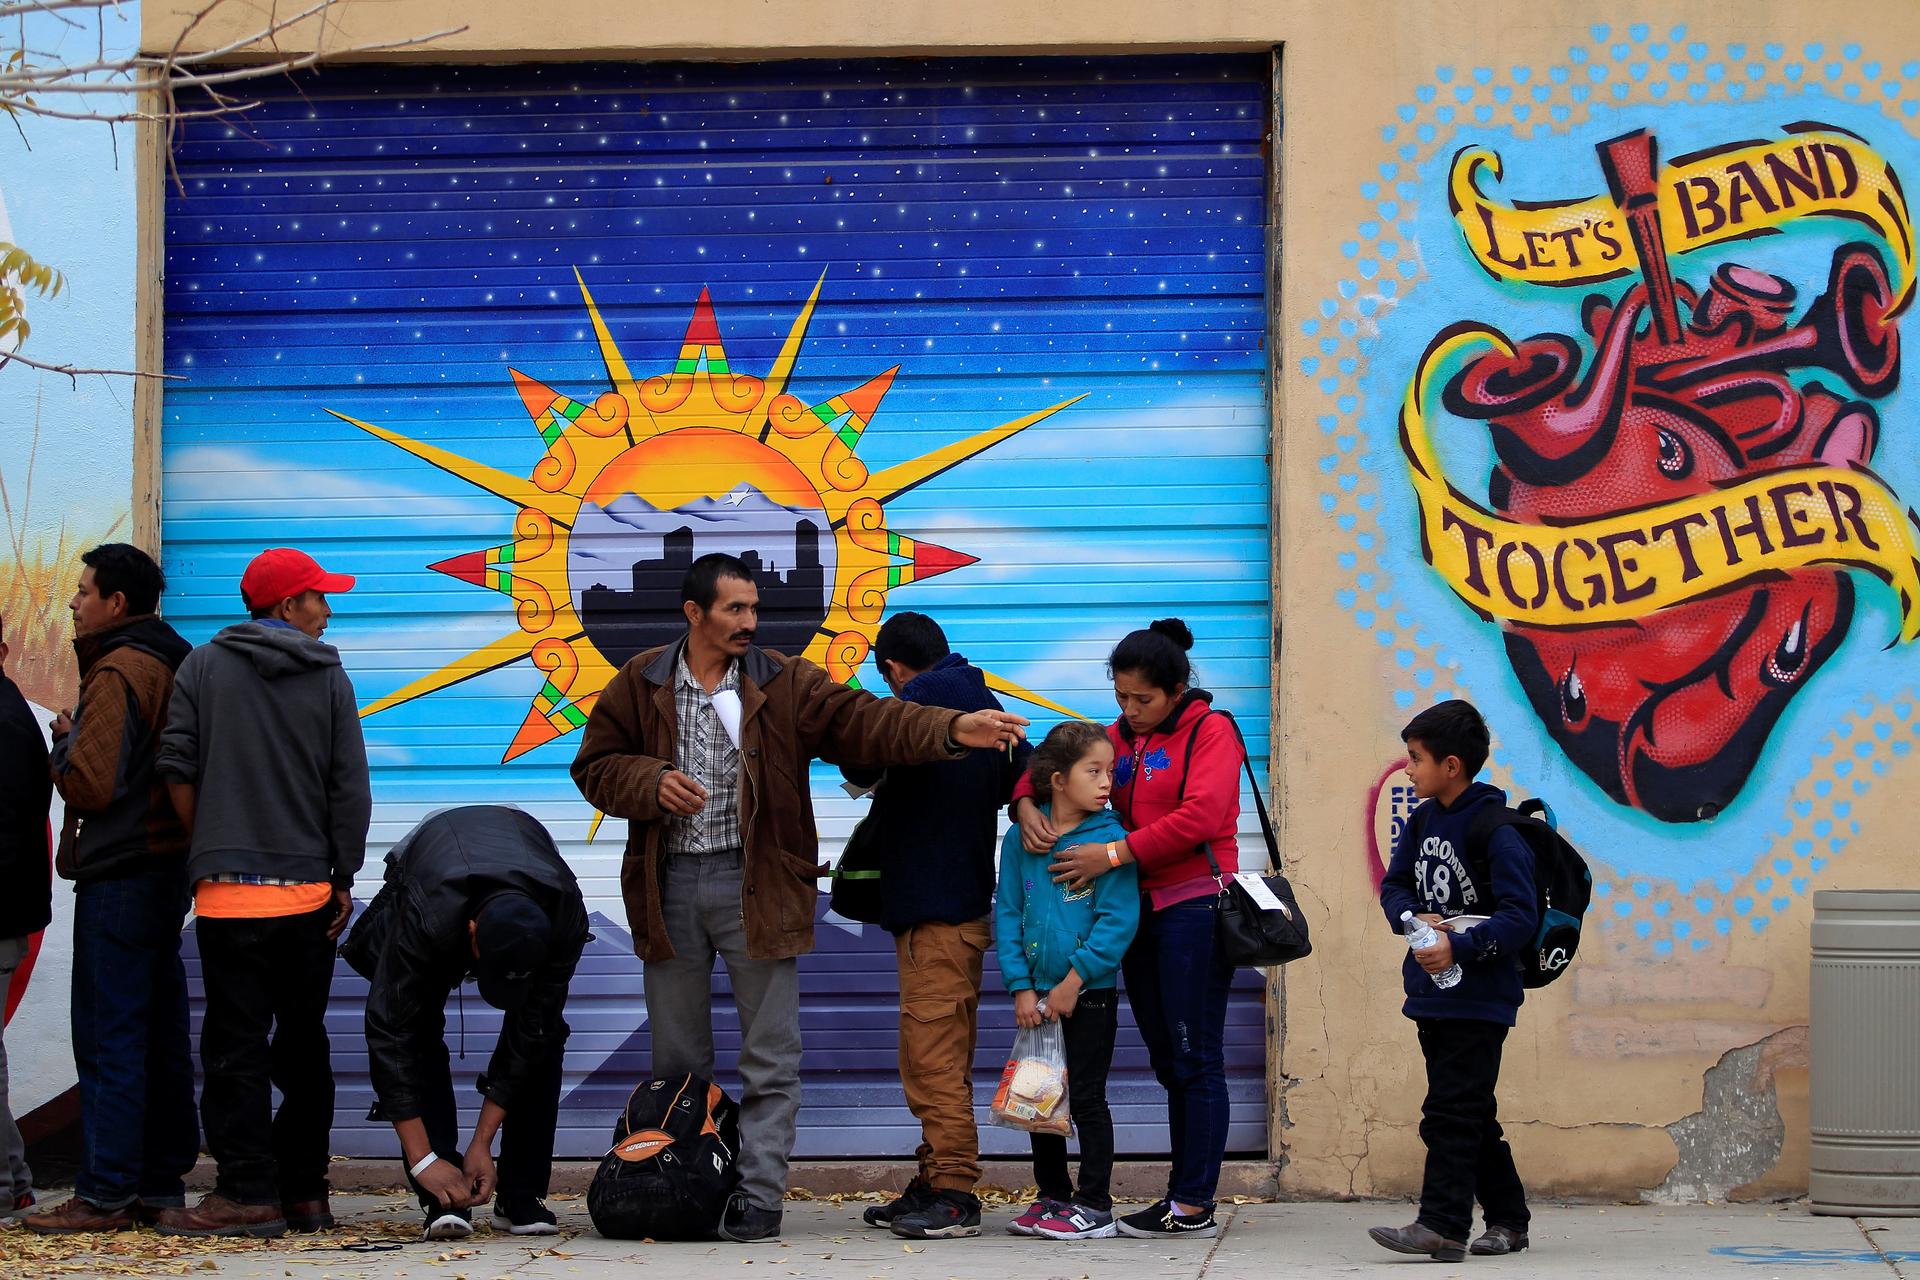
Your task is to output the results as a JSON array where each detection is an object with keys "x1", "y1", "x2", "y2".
[
  {"x1": 334, "y1": 279, "x2": 1083, "y2": 767},
  {"x1": 0, "y1": 3, "x2": 138, "y2": 712},
  {"x1": 159, "y1": 55, "x2": 1274, "y2": 1157},
  {"x1": 0, "y1": 2, "x2": 140, "y2": 1174},
  {"x1": 1419, "y1": 125, "x2": 1916, "y2": 823},
  {"x1": 1334, "y1": 29, "x2": 1920, "y2": 958}
]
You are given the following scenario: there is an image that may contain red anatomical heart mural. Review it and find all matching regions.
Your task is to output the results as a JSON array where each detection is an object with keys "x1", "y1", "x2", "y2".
[{"x1": 1403, "y1": 126, "x2": 1920, "y2": 823}]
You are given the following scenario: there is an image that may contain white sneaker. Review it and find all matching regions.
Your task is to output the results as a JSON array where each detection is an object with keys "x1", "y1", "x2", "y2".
[{"x1": 424, "y1": 1210, "x2": 473, "y2": 1240}]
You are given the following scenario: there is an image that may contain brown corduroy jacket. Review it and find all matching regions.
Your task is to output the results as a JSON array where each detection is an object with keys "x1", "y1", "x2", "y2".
[
  {"x1": 572, "y1": 639, "x2": 965, "y2": 961},
  {"x1": 51, "y1": 614, "x2": 192, "y2": 881}
]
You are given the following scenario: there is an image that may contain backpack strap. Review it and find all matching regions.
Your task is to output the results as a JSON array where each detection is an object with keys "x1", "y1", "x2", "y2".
[{"x1": 1461, "y1": 803, "x2": 1515, "y2": 884}]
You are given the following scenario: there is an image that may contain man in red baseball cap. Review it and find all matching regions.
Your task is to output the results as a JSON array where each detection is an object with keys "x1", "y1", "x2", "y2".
[
  {"x1": 154, "y1": 548, "x2": 370, "y2": 1238},
  {"x1": 237, "y1": 548, "x2": 356, "y2": 639}
]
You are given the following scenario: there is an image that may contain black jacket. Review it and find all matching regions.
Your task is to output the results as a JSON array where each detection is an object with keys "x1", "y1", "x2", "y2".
[
  {"x1": 0, "y1": 675, "x2": 52, "y2": 939},
  {"x1": 347, "y1": 806, "x2": 589, "y2": 1122},
  {"x1": 841, "y1": 654, "x2": 1030, "y2": 934}
]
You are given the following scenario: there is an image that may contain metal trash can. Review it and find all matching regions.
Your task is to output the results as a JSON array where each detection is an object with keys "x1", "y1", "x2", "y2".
[{"x1": 1810, "y1": 889, "x2": 1920, "y2": 1215}]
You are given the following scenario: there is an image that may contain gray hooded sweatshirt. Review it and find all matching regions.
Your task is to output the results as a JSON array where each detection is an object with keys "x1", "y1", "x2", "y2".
[{"x1": 157, "y1": 621, "x2": 371, "y2": 889}]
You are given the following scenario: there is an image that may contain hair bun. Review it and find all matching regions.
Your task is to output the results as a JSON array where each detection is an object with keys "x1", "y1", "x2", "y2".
[{"x1": 1148, "y1": 617, "x2": 1194, "y2": 651}]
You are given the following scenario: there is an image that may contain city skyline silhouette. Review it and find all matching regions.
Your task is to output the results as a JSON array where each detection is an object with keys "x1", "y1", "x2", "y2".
[{"x1": 578, "y1": 520, "x2": 829, "y2": 666}]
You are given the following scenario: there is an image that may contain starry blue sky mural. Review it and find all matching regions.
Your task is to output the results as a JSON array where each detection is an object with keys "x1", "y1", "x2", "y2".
[{"x1": 159, "y1": 55, "x2": 1275, "y2": 1156}]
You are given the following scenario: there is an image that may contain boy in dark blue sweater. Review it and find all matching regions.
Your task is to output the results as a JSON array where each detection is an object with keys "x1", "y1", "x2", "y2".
[
  {"x1": 1372, "y1": 699, "x2": 1537, "y2": 1262},
  {"x1": 841, "y1": 613, "x2": 1030, "y2": 1241}
]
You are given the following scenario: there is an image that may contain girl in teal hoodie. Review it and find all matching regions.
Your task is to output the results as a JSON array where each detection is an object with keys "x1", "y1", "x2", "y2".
[{"x1": 996, "y1": 720, "x2": 1140, "y2": 1240}]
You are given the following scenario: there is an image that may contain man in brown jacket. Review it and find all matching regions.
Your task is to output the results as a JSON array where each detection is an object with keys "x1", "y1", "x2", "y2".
[
  {"x1": 573, "y1": 552, "x2": 1025, "y2": 1245},
  {"x1": 27, "y1": 544, "x2": 200, "y2": 1235}
]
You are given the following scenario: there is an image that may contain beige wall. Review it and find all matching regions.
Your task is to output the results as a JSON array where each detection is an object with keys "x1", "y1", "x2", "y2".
[{"x1": 145, "y1": 0, "x2": 1920, "y2": 1200}]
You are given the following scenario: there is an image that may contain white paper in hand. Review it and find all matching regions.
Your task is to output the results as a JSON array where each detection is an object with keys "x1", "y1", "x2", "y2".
[{"x1": 710, "y1": 689, "x2": 743, "y2": 749}]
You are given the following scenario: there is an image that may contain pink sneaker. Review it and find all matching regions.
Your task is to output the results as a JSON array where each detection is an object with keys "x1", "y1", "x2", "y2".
[
  {"x1": 1034, "y1": 1203, "x2": 1118, "y2": 1240},
  {"x1": 1008, "y1": 1197, "x2": 1066, "y2": 1236}
]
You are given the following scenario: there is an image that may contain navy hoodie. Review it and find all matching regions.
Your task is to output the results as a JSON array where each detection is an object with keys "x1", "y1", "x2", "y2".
[
  {"x1": 841, "y1": 653, "x2": 1031, "y2": 934},
  {"x1": 1379, "y1": 781, "x2": 1538, "y2": 1026}
]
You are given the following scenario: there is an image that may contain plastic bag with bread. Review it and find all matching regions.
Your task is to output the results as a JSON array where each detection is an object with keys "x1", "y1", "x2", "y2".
[{"x1": 990, "y1": 1017, "x2": 1072, "y2": 1136}]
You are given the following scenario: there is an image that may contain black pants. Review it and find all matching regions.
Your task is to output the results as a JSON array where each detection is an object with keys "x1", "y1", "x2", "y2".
[
  {"x1": 1415, "y1": 1018, "x2": 1530, "y2": 1242},
  {"x1": 1030, "y1": 987, "x2": 1118, "y2": 1212},
  {"x1": 197, "y1": 904, "x2": 337, "y2": 1205},
  {"x1": 404, "y1": 1021, "x2": 566, "y2": 1213}
]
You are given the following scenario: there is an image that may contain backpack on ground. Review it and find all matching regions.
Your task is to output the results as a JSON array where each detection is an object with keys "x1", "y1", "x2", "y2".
[
  {"x1": 587, "y1": 1073, "x2": 741, "y2": 1240},
  {"x1": 1463, "y1": 798, "x2": 1592, "y2": 988}
]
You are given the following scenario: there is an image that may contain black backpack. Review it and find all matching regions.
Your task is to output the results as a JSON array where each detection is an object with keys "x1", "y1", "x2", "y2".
[
  {"x1": 827, "y1": 805, "x2": 885, "y2": 925},
  {"x1": 587, "y1": 1073, "x2": 742, "y2": 1240},
  {"x1": 1414, "y1": 797, "x2": 1593, "y2": 989}
]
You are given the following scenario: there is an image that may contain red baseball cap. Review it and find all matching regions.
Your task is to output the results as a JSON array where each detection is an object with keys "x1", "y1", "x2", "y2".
[{"x1": 241, "y1": 548, "x2": 356, "y2": 610}]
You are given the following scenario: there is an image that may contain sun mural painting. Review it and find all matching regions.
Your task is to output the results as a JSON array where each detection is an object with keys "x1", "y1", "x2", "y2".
[{"x1": 326, "y1": 271, "x2": 1082, "y2": 796}]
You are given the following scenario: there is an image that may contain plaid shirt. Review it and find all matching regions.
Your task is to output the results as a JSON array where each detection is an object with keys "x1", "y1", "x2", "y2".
[{"x1": 666, "y1": 652, "x2": 743, "y2": 856}]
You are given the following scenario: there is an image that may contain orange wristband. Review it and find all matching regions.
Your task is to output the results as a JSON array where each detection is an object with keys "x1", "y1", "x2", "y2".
[{"x1": 1106, "y1": 842, "x2": 1120, "y2": 868}]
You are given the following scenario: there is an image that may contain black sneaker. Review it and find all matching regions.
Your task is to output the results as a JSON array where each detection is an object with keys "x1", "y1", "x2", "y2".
[
  {"x1": 1117, "y1": 1199, "x2": 1218, "y2": 1239},
  {"x1": 717, "y1": 1191, "x2": 782, "y2": 1244},
  {"x1": 494, "y1": 1196, "x2": 559, "y2": 1236},
  {"x1": 889, "y1": 1188, "x2": 982, "y2": 1240},
  {"x1": 863, "y1": 1178, "x2": 934, "y2": 1228}
]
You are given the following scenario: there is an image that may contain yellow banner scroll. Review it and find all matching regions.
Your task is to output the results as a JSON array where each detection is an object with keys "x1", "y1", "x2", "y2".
[
  {"x1": 1449, "y1": 125, "x2": 1915, "y2": 312},
  {"x1": 1401, "y1": 325, "x2": 1920, "y2": 640}
]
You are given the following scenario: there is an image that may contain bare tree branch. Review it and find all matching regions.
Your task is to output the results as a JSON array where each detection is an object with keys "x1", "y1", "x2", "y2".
[
  {"x1": 0, "y1": 348, "x2": 183, "y2": 385},
  {"x1": 4, "y1": 94, "x2": 261, "y2": 122},
  {"x1": 0, "y1": 1, "x2": 120, "y2": 22}
]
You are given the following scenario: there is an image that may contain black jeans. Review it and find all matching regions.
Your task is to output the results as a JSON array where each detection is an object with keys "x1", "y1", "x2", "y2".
[
  {"x1": 197, "y1": 904, "x2": 337, "y2": 1205},
  {"x1": 404, "y1": 1016, "x2": 566, "y2": 1213},
  {"x1": 1414, "y1": 1018, "x2": 1530, "y2": 1242},
  {"x1": 1030, "y1": 987, "x2": 1118, "y2": 1213}
]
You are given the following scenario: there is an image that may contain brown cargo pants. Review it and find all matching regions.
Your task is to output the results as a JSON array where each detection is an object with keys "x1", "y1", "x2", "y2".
[{"x1": 894, "y1": 917, "x2": 992, "y2": 1192}]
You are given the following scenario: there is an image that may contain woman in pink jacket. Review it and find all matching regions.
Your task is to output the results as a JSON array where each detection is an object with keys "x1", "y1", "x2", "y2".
[{"x1": 1011, "y1": 618, "x2": 1243, "y2": 1240}]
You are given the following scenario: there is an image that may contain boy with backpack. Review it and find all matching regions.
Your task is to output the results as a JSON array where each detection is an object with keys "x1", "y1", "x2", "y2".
[{"x1": 1371, "y1": 699, "x2": 1538, "y2": 1263}]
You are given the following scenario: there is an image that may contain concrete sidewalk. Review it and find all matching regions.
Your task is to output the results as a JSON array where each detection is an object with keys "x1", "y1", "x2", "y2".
[{"x1": 4, "y1": 1194, "x2": 1916, "y2": 1279}]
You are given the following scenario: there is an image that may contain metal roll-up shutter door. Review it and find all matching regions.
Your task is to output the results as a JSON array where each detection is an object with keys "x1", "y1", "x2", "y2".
[{"x1": 163, "y1": 54, "x2": 1272, "y2": 1160}]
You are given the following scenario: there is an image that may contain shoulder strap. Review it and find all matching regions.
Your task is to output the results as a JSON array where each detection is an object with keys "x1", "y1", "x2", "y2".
[
  {"x1": 1181, "y1": 708, "x2": 1280, "y2": 877},
  {"x1": 1462, "y1": 804, "x2": 1536, "y2": 887},
  {"x1": 1407, "y1": 798, "x2": 1431, "y2": 844}
]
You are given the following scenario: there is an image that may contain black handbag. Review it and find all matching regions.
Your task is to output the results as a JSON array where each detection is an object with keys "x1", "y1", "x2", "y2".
[{"x1": 1187, "y1": 711, "x2": 1312, "y2": 968}]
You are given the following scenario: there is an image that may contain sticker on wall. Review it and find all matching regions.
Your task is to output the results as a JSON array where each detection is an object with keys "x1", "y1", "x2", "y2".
[{"x1": 1313, "y1": 27, "x2": 1920, "y2": 949}]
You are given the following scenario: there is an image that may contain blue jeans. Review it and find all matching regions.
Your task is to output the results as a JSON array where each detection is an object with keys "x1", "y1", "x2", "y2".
[
  {"x1": 1122, "y1": 894, "x2": 1234, "y2": 1209},
  {"x1": 70, "y1": 869, "x2": 200, "y2": 1210}
]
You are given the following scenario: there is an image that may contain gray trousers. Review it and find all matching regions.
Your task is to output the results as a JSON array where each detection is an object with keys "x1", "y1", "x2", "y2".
[
  {"x1": 644, "y1": 852, "x2": 801, "y2": 1213},
  {"x1": 0, "y1": 935, "x2": 32, "y2": 1208}
]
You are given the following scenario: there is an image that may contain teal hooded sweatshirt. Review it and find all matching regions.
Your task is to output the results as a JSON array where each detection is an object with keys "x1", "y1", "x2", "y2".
[{"x1": 995, "y1": 804, "x2": 1139, "y2": 991}]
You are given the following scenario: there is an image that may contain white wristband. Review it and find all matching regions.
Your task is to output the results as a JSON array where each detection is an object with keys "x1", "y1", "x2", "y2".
[{"x1": 410, "y1": 1152, "x2": 440, "y2": 1180}]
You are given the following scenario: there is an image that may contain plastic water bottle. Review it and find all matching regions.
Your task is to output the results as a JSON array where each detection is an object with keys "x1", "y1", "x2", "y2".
[{"x1": 1400, "y1": 910, "x2": 1463, "y2": 990}]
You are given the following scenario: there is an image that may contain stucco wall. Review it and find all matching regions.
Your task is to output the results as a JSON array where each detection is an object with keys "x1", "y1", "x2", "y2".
[{"x1": 141, "y1": 0, "x2": 1920, "y2": 1201}]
